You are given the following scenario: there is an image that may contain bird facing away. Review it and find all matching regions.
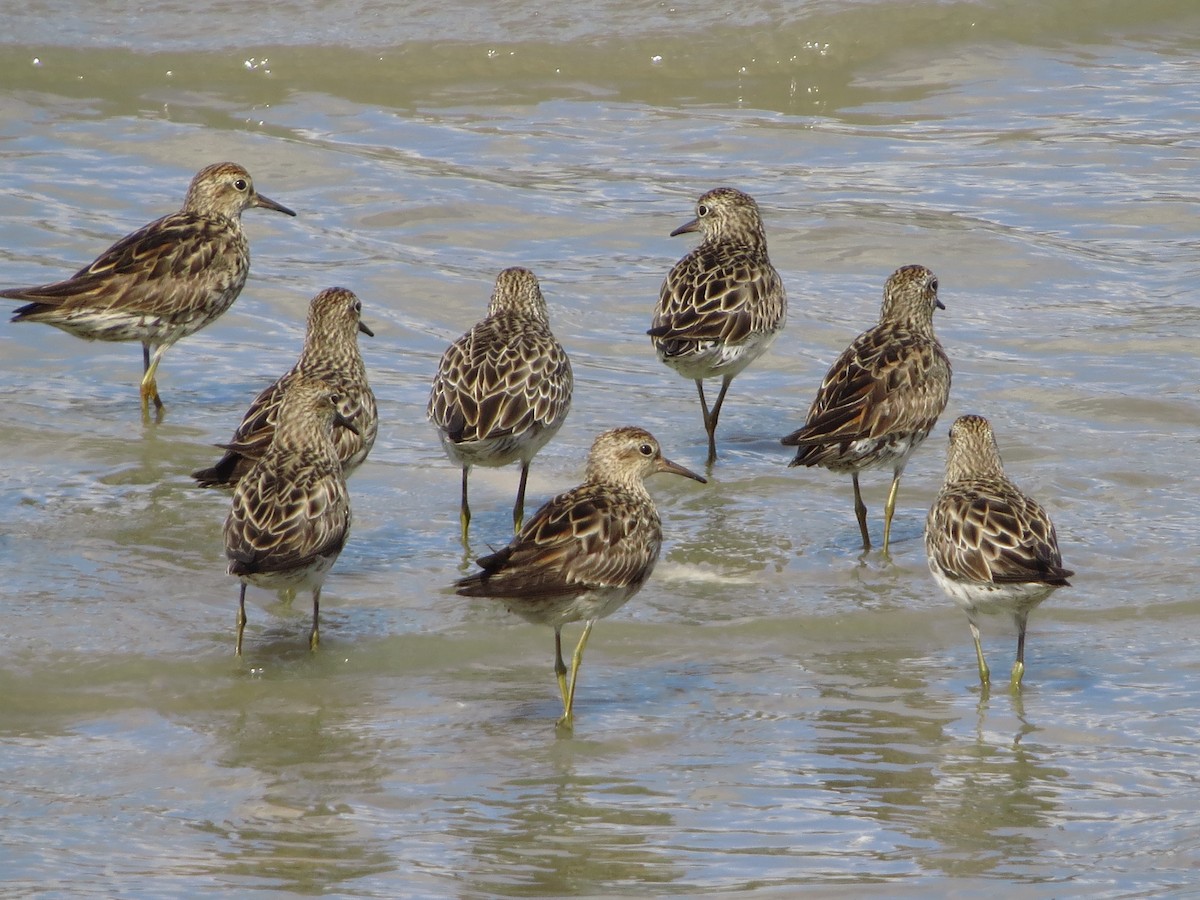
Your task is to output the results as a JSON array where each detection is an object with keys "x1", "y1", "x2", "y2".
[
  {"x1": 781, "y1": 264, "x2": 951, "y2": 553},
  {"x1": 1, "y1": 162, "x2": 296, "y2": 418},
  {"x1": 455, "y1": 426, "x2": 706, "y2": 729},
  {"x1": 192, "y1": 286, "x2": 378, "y2": 488},
  {"x1": 224, "y1": 376, "x2": 356, "y2": 656},
  {"x1": 648, "y1": 187, "x2": 787, "y2": 466},
  {"x1": 925, "y1": 414, "x2": 1073, "y2": 691},
  {"x1": 428, "y1": 267, "x2": 573, "y2": 545}
]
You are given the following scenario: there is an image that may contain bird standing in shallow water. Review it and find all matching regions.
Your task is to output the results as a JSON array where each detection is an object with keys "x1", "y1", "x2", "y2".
[
  {"x1": 782, "y1": 265, "x2": 950, "y2": 553},
  {"x1": 1, "y1": 161, "x2": 295, "y2": 418},
  {"x1": 455, "y1": 426, "x2": 706, "y2": 730},
  {"x1": 193, "y1": 286, "x2": 377, "y2": 488},
  {"x1": 649, "y1": 187, "x2": 786, "y2": 466},
  {"x1": 224, "y1": 377, "x2": 355, "y2": 656},
  {"x1": 925, "y1": 414, "x2": 1073, "y2": 691},
  {"x1": 428, "y1": 267, "x2": 573, "y2": 545}
]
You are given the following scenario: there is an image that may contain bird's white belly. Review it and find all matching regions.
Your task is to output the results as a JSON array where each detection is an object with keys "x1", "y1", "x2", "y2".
[
  {"x1": 928, "y1": 564, "x2": 1055, "y2": 619},
  {"x1": 658, "y1": 329, "x2": 779, "y2": 381}
]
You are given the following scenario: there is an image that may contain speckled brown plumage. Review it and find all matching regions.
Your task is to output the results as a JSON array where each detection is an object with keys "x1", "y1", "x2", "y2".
[
  {"x1": 193, "y1": 287, "x2": 377, "y2": 488},
  {"x1": 782, "y1": 264, "x2": 951, "y2": 552},
  {"x1": 649, "y1": 187, "x2": 786, "y2": 465},
  {"x1": 224, "y1": 377, "x2": 355, "y2": 656},
  {"x1": 1, "y1": 162, "x2": 295, "y2": 416},
  {"x1": 455, "y1": 426, "x2": 706, "y2": 728},
  {"x1": 428, "y1": 267, "x2": 573, "y2": 543},
  {"x1": 925, "y1": 414, "x2": 1073, "y2": 689}
]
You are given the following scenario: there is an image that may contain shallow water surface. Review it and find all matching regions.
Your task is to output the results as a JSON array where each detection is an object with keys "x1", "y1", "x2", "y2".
[{"x1": 1, "y1": 0, "x2": 1199, "y2": 896}]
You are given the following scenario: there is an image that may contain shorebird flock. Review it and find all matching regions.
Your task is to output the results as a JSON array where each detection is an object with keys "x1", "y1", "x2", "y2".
[{"x1": 2, "y1": 164, "x2": 1073, "y2": 728}]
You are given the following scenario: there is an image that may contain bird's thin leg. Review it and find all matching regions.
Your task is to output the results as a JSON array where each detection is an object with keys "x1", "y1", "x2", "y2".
[
  {"x1": 970, "y1": 620, "x2": 990, "y2": 687},
  {"x1": 703, "y1": 375, "x2": 734, "y2": 466},
  {"x1": 309, "y1": 587, "x2": 321, "y2": 651},
  {"x1": 514, "y1": 461, "x2": 530, "y2": 534},
  {"x1": 140, "y1": 343, "x2": 166, "y2": 414},
  {"x1": 707, "y1": 375, "x2": 734, "y2": 431},
  {"x1": 459, "y1": 467, "x2": 471, "y2": 546},
  {"x1": 554, "y1": 627, "x2": 569, "y2": 711},
  {"x1": 694, "y1": 379, "x2": 712, "y2": 439},
  {"x1": 236, "y1": 583, "x2": 248, "y2": 656},
  {"x1": 558, "y1": 620, "x2": 596, "y2": 729},
  {"x1": 881, "y1": 468, "x2": 903, "y2": 554},
  {"x1": 1010, "y1": 611, "x2": 1029, "y2": 691},
  {"x1": 852, "y1": 473, "x2": 871, "y2": 550}
]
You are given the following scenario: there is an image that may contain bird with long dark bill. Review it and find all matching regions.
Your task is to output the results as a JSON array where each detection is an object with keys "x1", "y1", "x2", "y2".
[
  {"x1": 2, "y1": 162, "x2": 295, "y2": 417},
  {"x1": 194, "y1": 286, "x2": 377, "y2": 488},
  {"x1": 455, "y1": 426, "x2": 705, "y2": 729},
  {"x1": 649, "y1": 187, "x2": 786, "y2": 466}
]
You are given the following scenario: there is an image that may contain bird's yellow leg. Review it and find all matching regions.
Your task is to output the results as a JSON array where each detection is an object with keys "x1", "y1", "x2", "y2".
[
  {"x1": 459, "y1": 467, "x2": 471, "y2": 546},
  {"x1": 970, "y1": 620, "x2": 990, "y2": 687},
  {"x1": 881, "y1": 471, "x2": 903, "y2": 554},
  {"x1": 557, "y1": 620, "x2": 596, "y2": 729},
  {"x1": 140, "y1": 344, "x2": 165, "y2": 414},
  {"x1": 1010, "y1": 612, "x2": 1029, "y2": 691},
  {"x1": 309, "y1": 588, "x2": 321, "y2": 651},
  {"x1": 553, "y1": 628, "x2": 569, "y2": 711}
]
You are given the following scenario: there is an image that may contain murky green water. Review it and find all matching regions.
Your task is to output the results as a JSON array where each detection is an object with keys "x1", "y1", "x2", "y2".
[{"x1": 1, "y1": 0, "x2": 1199, "y2": 895}]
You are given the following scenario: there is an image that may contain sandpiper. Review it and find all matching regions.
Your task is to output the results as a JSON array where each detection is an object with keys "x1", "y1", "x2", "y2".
[
  {"x1": 455, "y1": 426, "x2": 706, "y2": 729},
  {"x1": 782, "y1": 265, "x2": 950, "y2": 553},
  {"x1": 224, "y1": 377, "x2": 355, "y2": 655},
  {"x1": 649, "y1": 187, "x2": 786, "y2": 466},
  {"x1": 193, "y1": 286, "x2": 377, "y2": 488},
  {"x1": 429, "y1": 267, "x2": 573, "y2": 544},
  {"x1": 2, "y1": 161, "x2": 295, "y2": 417},
  {"x1": 925, "y1": 414, "x2": 1073, "y2": 690}
]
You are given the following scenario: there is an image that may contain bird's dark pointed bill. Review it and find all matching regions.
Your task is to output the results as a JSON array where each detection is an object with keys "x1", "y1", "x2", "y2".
[
  {"x1": 255, "y1": 194, "x2": 297, "y2": 217},
  {"x1": 669, "y1": 218, "x2": 700, "y2": 238},
  {"x1": 658, "y1": 457, "x2": 706, "y2": 484},
  {"x1": 334, "y1": 411, "x2": 361, "y2": 435}
]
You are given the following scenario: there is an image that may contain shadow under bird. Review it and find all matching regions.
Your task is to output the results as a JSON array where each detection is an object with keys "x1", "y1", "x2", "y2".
[
  {"x1": 454, "y1": 426, "x2": 706, "y2": 730},
  {"x1": 649, "y1": 187, "x2": 787, "y2": 466},
  {"x1": 224, "y1": 376, "x2": 356, "y2": 655},
  {"x1": 429, "y1": 266, "x2": 573, "y2": 544},
  {"x1": 193, "y1": 286, "x2": 378, "y2": 488},
  {"x1": 782, "y1": 264, "x2": 951, "y2": 553},
  {"x1": 925, "y1": 414, "x2": 1073, "y2": 691},
  {"x1": 1, "y1": 161, "x2": 295, "y2": 417}
]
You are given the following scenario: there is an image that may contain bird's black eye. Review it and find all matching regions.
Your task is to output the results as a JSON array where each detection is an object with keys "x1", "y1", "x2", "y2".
[
  {"x1": 354, "y1": 301, "x2": 362, "y2": 314},
  {"x1": 930, "y1": 278, "x2": 939, "y2": 292},
  {"x1": 697, "y1": 203, "x2": 710, "y2": 217},
  {"x1": 639, "y1": 443, "x2": 654, "y2": 456},
  {"x1": 233, "y1": 178, "x2": 248, "y2": 192}
]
